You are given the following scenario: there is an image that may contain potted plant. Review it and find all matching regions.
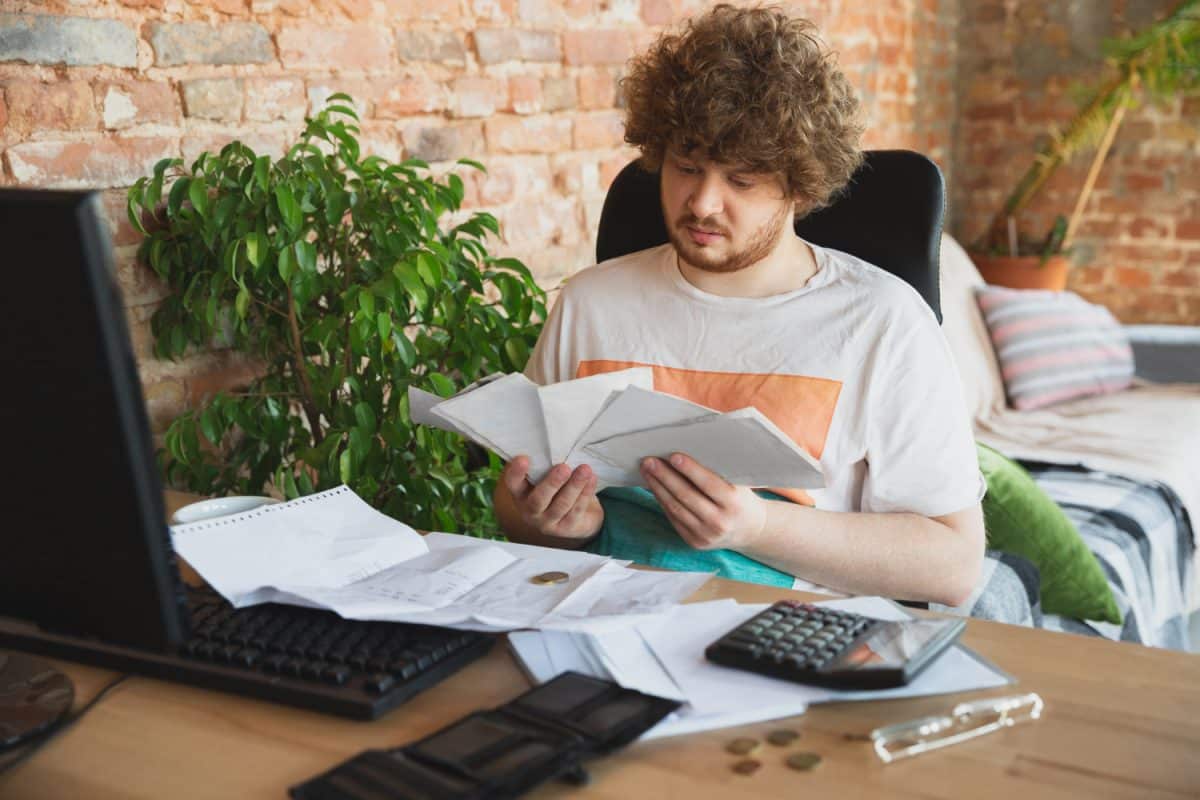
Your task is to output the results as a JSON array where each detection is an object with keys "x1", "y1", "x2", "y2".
[
  {"x1": 971, "y1": 0, "x2": 1200, "y2": 290},
  {"x1": 126, "y1": 95, "x2": 547, "y2": 534}
]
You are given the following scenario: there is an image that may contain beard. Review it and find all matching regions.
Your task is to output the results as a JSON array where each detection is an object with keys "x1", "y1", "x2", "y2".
[{"x1": 666, "y1": 201, "x2": 793, "y2": 274}]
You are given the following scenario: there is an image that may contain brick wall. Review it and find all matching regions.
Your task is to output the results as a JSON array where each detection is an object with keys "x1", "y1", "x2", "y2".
[
  {"x1": 953, "y1": 0, "x2": 1200, "y2": 324},
  {"x1": 1, "y1": 0, "x2": 948, "y2": 431}
]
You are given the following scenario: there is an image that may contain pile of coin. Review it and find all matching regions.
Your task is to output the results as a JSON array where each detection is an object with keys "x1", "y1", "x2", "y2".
[{"x1": 724, "y1": 727, "x2": 822, "y2": 776}]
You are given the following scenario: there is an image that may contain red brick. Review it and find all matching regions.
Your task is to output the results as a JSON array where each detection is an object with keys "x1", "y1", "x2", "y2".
[
  {"x1": 187, "y1": 359, "x2": 264, "y2": 405},
  {"x1": 517, "y1": 0, "x2": 566, "y2": 26},
  {"x1": 551, "y1": 154, "x2": 596, "y2": 195},
  {"x1": 384, "y1": 0, "x2": 462, "y2": 22},
  {"x1": 1069, "y1": 264, "x2": 1106, "y2": 288},
  {"x1": 211, "y1": 0, "x2": 248, "y2": 13},
  {"x1": 376, "y1": 77, "x2": 448, "y2": 117},
  {"x1": 144, "y1": 378, "x2": 187, "y2": 433},
  {"x1": 577, "y1": 69, "x2": 616, "y2": 109},
  {"x1": 565, "y1": 0, "x2": 595, "y2": 17},
  {"x1": 97, "y1": 80, "x2": 179, "y2": 130},
  {"x1": 507, "y1": 76, "x2": 543, "y2": 114},
  {"x1": 573, "y1": 111, "x2": 625, "y2": 149},
  {"x1": 563, "y1": 30, "x2": 632, "y2": 66},
  {"x1": 103, "y1": 189, "x2": 144, "y2": 247},
  {"x1": 1110, "y1": 244, "x2": 1184, "y2": 266},
  {"x1": 1177, "y1": 219, "x2": 1200, "y2": 241},
  {"x1": 402, "y1": 121, "x2": 485, "y2": 162},
  {"x1": 641, "y1": 0, "x2": 674, "y2": 24},
  {"x1": 1123, "y1": 172, "x2": 1164, "y2": 192},
  {"x1": 4, "y1": 80, "x2": 98, "y2": 138},
  {"x1": 1113, "y1": 266, "x2": 1153, "y2": 289},
  {"x1": 599, "y1": 152, "x2": 633, "y2": 189},
  {"x1": 472, "y1": 156, "x2": 552, "y2": 205},
  {"x1": 336, "y1": 0, "x2": 375, "y2": 18},
  {"x1": 182, "y1": 78, "x2": 244, "y2": 122},
  {"x1": 1125, "y1": 216, "x2": 1171, "y2": 240},
  {"x1": 1126, "y1": 291, "x2": 1182, "y2": 320},
  {"x1": 485, "y1": 115, "x2": 572, "y2": 154},
  {"x1": 542, "y1": 77, "x2": 576, "y2": 111},
  {"x1": 1161, "y1": 268, "x2": 1200, "y2": 289},
  {"x1": 451, "y1": 77, "x2": 503, "y2": 119},
  {"x1": 278, "y1": 25, "x2": 393, "y2": 70},
  {"x1": 245, "y1": 78, "x2": 307, "y2": 122},
  {"x1": 182, "y1": 130, "x2": 289, "y2": 165},
  {"x1": 470, "y1": 0, "x2": 517, "y2": 22},
  {"x1": 6, "y1": 136, "x2": 178, "y2": 189}
]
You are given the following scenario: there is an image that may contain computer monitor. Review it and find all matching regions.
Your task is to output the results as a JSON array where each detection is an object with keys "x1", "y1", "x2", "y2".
[
  {"x1": 0, "y1": 189, "x2": 188, "y2": 651},
  {"x1": 0, "y1": 190, "x2": 496, "y2": 724}
]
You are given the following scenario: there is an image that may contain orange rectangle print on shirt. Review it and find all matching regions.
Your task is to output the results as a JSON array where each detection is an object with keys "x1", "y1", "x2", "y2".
[{"x1": 576, "y1": 360, "x2": 842, "y2": 506}]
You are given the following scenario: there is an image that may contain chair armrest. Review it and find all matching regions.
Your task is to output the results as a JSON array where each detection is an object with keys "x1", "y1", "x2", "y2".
[{"x1": 1125, "y1": 324, "x2": 1200, "y2": 384}]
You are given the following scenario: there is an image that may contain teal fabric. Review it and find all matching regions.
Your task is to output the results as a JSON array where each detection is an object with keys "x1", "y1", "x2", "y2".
[{"x1": 586, "y1": 486, "x2": 795, "y2": 587}]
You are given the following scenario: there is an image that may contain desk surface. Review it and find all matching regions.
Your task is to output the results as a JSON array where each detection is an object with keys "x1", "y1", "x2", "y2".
[{"x1": 3, "y1": 493, "x2": 1199, "y2": 799}]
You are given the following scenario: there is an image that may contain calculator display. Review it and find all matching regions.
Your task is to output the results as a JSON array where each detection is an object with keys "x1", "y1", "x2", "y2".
[{"x1": 826, "y1": 619, "x2": 960, "y2": 672}]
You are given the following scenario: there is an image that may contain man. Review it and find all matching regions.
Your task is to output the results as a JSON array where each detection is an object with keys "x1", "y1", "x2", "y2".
[{"x1": 493, "y1": 4, "x2": 985, "y2": 607}]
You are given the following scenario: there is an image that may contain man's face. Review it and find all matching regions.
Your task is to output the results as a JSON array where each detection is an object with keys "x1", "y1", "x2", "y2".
[{"x1": 660, "y1": 150, "x2": 795, "y2": 274}]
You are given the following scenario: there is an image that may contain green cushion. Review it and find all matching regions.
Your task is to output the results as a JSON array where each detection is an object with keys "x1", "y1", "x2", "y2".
[{"x1": 976, "y1": 443, "x2": 1121, "y2": 624}]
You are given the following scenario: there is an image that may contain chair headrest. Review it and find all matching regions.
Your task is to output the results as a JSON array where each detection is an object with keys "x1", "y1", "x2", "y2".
[{"x1": 595, "y1": 150, "x2": 945, "y2": 322}]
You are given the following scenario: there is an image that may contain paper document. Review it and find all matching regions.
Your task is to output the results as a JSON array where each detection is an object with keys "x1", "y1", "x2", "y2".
[
  {"x1": 171, "y1": 487, "x2": 712, "y2": 632},
  {"x1": 411, "y1": 370, "x2": 824, "y2": 490},
  {"x1": 507, "y1": 596, "x2": 1013, "y2": 740}
]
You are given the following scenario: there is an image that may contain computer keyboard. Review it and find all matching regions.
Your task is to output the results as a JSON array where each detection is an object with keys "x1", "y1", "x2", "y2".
[
  {"x1": 0, "y1": 587, "x2": 495, "y2": 721},
  {"x1": 173, "y1": 586, "x2": 495, "y2": 717}
]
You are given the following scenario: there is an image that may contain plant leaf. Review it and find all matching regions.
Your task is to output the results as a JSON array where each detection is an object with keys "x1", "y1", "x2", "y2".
[
  {"x1": 274, "y1": 185, "x2": 302, "y2": 233},
  {"x1": 295, "y1": 240, "x2": 317, "y2": 272}
]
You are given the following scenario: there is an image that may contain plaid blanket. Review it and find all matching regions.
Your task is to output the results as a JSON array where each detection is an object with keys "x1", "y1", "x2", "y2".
[{"x1": 933, "y1": 461, "x2": 1195, "y2": 651}]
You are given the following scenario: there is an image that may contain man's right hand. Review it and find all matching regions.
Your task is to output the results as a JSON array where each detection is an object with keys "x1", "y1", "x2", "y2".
[{"x1": 498, "y1": 455, "x2": 604, "y2": 543}]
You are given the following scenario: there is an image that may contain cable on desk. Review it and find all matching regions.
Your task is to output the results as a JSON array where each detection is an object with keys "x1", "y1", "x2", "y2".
[{"x1": 0, "y1": 673, "x2": 131, "y2": 778}]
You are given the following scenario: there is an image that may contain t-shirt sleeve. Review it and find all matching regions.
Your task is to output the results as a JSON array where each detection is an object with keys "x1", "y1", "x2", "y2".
[
  {"x1": 860, "y1": 311, "x2": 986, "y2": 518},
  {"x1": 523, "y1": 291, "x2": 569, "y2": 386}
]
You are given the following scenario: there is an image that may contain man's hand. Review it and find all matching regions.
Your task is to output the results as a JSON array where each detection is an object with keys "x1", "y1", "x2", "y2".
[
  {"x1": 500, "y1": 455, "x2": 604, "y2": 542},
  {"x1": 641, "y1": 452, "x2": 767, "y2": 550}
]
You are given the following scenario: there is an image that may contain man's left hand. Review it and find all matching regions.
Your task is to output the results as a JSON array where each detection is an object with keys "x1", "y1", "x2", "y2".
[{"x1": 640, "y1": 452, "x2": 767, "y2": 550}]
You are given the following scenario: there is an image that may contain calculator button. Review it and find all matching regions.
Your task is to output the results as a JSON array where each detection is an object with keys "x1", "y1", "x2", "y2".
[{"x1": 720, "y1": 640, "x2": 763, "y2": 657}]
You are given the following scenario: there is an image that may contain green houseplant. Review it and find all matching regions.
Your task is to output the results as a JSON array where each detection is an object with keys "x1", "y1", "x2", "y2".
[
  {"x1": 127, "y1": 95, "x2": 546, "y2": 533},
  {"x1": 972, "y1": 0, "x2": 1200, "y2": 289}
]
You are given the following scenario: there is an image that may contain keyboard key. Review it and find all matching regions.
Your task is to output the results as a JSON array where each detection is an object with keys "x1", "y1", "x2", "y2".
[
  {"x1": 322, "y1": 665, "x2": 352, "y2": 686},
  {"x1": 365, "y1": 673, "x2": 395, "y2": 694}
]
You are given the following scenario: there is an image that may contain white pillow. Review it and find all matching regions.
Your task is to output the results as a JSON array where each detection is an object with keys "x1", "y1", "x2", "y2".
[{"x1": 938, "y1": 234, "x2": 1007, "y2": 420}]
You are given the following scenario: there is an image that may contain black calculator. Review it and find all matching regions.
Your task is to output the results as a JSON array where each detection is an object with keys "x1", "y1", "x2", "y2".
[{"x1": 705, "y1": 600, "x2": 966, "y2": 690}]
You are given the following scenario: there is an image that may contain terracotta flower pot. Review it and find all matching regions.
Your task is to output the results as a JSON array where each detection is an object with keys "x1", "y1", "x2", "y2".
[{"x1": 970, "y1": 253, "x2": 1070, "y2": 291}]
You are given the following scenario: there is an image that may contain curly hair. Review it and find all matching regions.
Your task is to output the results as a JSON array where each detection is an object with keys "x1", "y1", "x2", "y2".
[{"x1": 621, "y1": 4, "x2": 865, "y2": 212}]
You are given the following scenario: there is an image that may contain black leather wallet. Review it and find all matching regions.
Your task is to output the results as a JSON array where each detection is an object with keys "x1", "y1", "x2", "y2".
[{"x1": 289, "y1": 672, "x2": 682, "y2": 800}]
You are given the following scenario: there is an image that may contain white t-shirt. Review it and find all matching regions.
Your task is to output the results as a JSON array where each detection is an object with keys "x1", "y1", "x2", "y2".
[{"x1": 524, "y1": 242, "x2": 985, "y2": 517}]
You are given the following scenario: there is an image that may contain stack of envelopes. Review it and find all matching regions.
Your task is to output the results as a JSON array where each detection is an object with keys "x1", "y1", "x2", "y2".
[{"x1": 409, "y1": 367, "x2": 825, "y2": 490}]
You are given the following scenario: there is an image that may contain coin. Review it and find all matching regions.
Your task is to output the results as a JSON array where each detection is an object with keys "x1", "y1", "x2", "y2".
[
  {"x1": 530, "y1": 571, "x2": 569, "y2": 585},
  {"x1": 785, "y1": 752, "x2": 822, "y2": 771},
  {"x1": 767, "y1": 728, "x2": 800, "y2": 746},
  {"x1": 725, "y1": 737, "x2": 761, "y2": 756},
  {"x1": 731, "y1": 758, "x2": 761, "y2": 775}
]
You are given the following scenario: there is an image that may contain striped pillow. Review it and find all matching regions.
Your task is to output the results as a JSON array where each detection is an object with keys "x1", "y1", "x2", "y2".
[{"x1": 975, "y1": 286, "x2": 1133, "y2": 410}]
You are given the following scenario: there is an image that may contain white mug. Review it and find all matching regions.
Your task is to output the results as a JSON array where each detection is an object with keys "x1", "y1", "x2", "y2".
[{"x1": 170, "y1": 495, "x2": 280, "y2": 525}]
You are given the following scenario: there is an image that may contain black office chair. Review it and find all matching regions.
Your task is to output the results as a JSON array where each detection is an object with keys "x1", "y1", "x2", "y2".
[{"x1": 595, "y1": 150, "x2": 946, "y2": 323}]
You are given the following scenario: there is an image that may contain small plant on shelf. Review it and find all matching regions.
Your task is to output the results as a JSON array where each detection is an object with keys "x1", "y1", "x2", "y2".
[{"x1": 127, "y1": 95, "x2": 546, "y2": 533}]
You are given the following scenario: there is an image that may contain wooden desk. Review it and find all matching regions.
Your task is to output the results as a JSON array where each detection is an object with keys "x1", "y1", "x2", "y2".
[{"x1": 3, "y1": 494, "x2": 1199, "y2": 799}]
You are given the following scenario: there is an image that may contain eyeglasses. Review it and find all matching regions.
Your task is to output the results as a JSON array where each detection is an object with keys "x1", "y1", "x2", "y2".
[{"x1": 870, "y1": 692, "x2": 1044, "y2": 764}]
